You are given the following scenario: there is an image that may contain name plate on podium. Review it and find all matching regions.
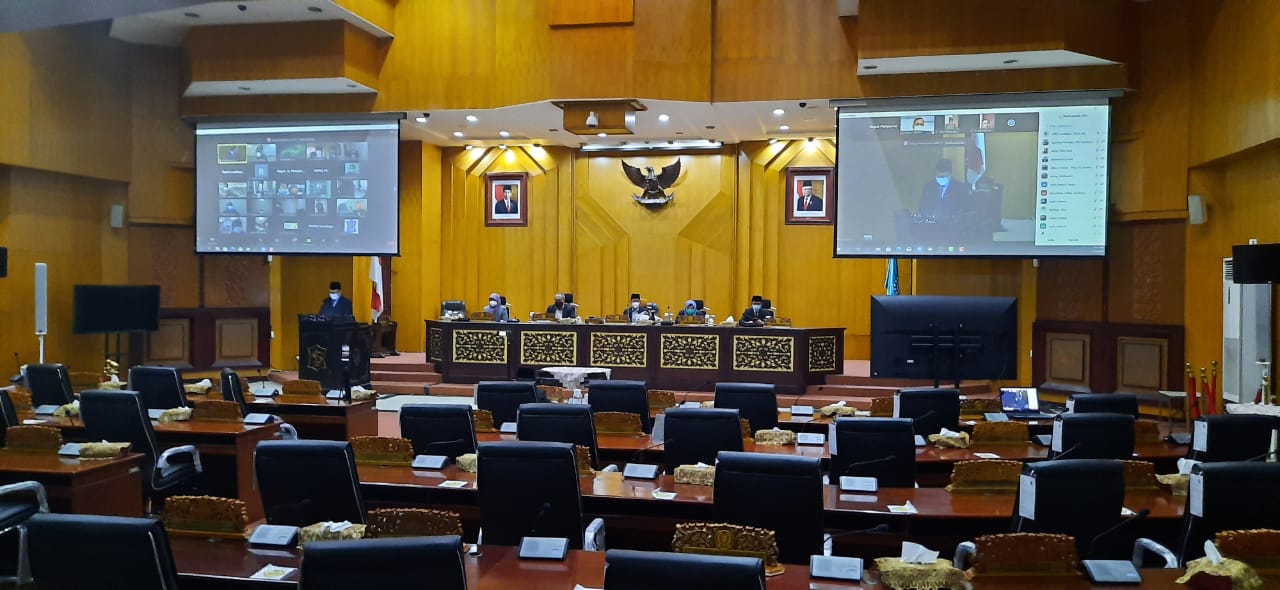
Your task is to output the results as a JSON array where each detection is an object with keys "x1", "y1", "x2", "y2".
[
  {"x1": 412, "y1": 455, "x2": 449, "y2": 470},
  {"x1": 796, "y1": 433, "x2": 826, "y2": 446},
  {"x1": 810, "y1": 555, "x2": 863, "y2": 581},
  {"x1": 249, "y1": 525, "x2": 299, "y2": 548},
  {"x1": 518, "y1": 537, "x2": 568, "y2": 560},
  {"x1": 838, "y1": 476, "x2": 878, "y2": 493},
  {"x1": 790, "y1": 405, "x2": 816, "y2": 416}
]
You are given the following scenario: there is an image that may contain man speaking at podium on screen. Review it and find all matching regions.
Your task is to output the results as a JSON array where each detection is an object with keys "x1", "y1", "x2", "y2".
[{"x1": 318, "y1": 281, "x2": 354, "y2": 319}]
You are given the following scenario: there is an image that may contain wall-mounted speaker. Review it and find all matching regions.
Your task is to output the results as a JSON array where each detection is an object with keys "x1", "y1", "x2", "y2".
[
  {"x1": 35, "y1": 263, "x2": 48, "y2": 335},
  {"x1": 109, "y1": 204, "x2": 125, "y2": 229},
  {"x1": 0, "y1": 247, "x2": 7, "y2": 278},
  {"x1": 1187, "y1": 194, "x2": 1206, "y2": 225}
]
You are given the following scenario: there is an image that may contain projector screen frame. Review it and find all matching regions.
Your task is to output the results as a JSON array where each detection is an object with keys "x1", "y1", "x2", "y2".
[
  {"x1": 192, "y1": 114, "x2": 405, "y2": 257},
  {"x1": 830, "y1": 91, "x2": 1119, "y2": 260}
]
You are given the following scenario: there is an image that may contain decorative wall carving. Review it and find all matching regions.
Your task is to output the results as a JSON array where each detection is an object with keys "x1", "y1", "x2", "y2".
[
  {"x1": 660, "y1": 333, "x2": 719, "y2": 369},
  {"x1": 428, "y1": 327, "x2": 444, "y2": 361},
  {"x1": 453, "y1": 330, "x2": 507, "y2": 364},
  {"x1": 589, "y1": 332, "x2": 647, "y2": 367},
  {"x1": 807, "y1": 335, "x2": 838, "y2": 372},
  {"x1": 731, "y1": 335, "x2": 793, "y2": 372},
  {"x1": 519, "y1": 331, "x2": 577, "y2": 366}
]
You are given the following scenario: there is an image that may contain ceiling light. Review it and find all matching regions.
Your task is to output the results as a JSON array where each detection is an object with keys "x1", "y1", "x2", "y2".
[
  {"x1": 658, "y1": 113, "x2": 670, "y2": 122},
  {"x1": 414, "y1": 116, "x2": 427, "y2": 124},
  {"x1": 768, "y1": 138, "x2": 778, "y2": 145},
  {"x1": 498, "y1": 144, "x2": 507, "y2": 150},
  {"x1": 498, "y1": 130, "x2": 510, "y2": 138},
  {"x1": 464, "y1": 145, "x2": 473, "y2": 151},
  {"x1": 807, "y1": 137, "x2": 815, "y2": 144},
  {"x1": 307, "y1": 6, "x2": 323, "y2": 13},
  {"x1": 465, "y1": 115, "x2": 479, "y2": 123},
  {"x1": 779, "y1": 125, "x2": 790, "y2": 131},
  {"x1": 772, "y1": 108, "x2": 785, "y2": 116},
  {"x1": 452, "y1": 131, "x2": 464, "y2": 138},
  {"x1": 862, "y1": 64, "x2": 878, "y2": 70},
  {"x1": 1003, "y1": 59, "x2": 1019, "y2": 64},
  {"x1": 183, "y1": 12, "x2": 200, "y2": 18},
  {"x1": 237, "y1": 86, "x2": 251, "y2": 92},
  {"x1": 533, "y1": 144, "x2": 542, "y2": 149},
  {"x1": 597, "y1": 132, "x2": 607, "y2": 138}
]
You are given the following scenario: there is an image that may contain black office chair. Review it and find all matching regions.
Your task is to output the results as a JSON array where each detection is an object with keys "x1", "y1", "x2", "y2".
[
  {"x1": 587, "y1": 380, "x2": 651, "y2": 433},
  {"x1": 830, "y1": 417, "x2": 917, "y2": 487},
  {"x1": 220, "y1": 367, "x2": 250, "y2": 417},
  {"x1": 1012, "y1": 459, "x2": 1127, "y2": 559},
  {"x1": 23, "y1": 363, "x2": 75, "y2": 408},
  {"x1": 1189, "y1": 414, "x2": 1279, "y2": 462},
  {"x1": 254, "y1": 440, "x2": 366, "y2": 526},
  {"x1": 440, "y1": 300, "x2": 467, "y2": 316},
  {"x1": 1051, "y1": 413, "x2": 1135, "y2": 460},
  {"x1": 516, "y1": 403, "x2": 601, "y2": 469},
  {"x1": 28, "y1": 513, "x2": 180, "y2": 590},
  {"x1": 80, "y1": 390, "x2": 201, "y2": 511},
  {"x1": 603, "y1": 549, "x2": 766, "y2": 590},
  {"x1": 399, "y1": 404, "x2": 477, "y2": 459},
  {"x1": 0, "y1": 481, "x2": 48, "y2": 585},
  {"x1": 128, "y1": 365, "x2": 187, "y2": 410},
  {"x1": 476, "y1": 441, "x2": 603, "y2": 550},
  {"x1": 895, "y1": 387, "x2": 961, "y2": 436},
  {"x1": 300, "y1": 535, "x2": 466, "y2": 590},
  {"x1": 1069, "y1": 393, "x2": 1139, "y2": 418},
  {"x1": 713, "y1": 451, "x2": 823, "y2": 565},
  {"x1": 475, "y1": 381, "x2": 538, "y2": 426},
  {"x1": 661, "y1": 408, "x2": 744, "y2": 474},
  {"x1": 714, "y1": 382, "x2": 778, "y2": 431},
  {"x1": 1157, "y1": 462, "x2": 1280, "y2": 565},
  {"x1": 0, "y1": 390, "x2": 19, "y2": 447}
]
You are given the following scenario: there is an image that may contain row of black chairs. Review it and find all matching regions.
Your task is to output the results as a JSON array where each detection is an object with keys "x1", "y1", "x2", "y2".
[{"x1": 23, "y1": 363, "x2": 189, "y2": 410}]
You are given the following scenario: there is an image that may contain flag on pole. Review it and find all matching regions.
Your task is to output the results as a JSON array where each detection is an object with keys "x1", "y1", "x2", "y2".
[
  {"x1": 370, "y1": 256, "x2": 384, "y2": 321},
  {"x1": 884, "y1": 258, "x2": 899, "y2": 295},
  {"x1": 965, "y1": 132, "x2": 986, "y2": 188}
]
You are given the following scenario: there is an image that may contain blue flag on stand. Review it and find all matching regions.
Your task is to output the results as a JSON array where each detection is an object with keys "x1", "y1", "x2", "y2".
[{"x1": 884, "y1": 258, "x2": 899, "y2": 295}]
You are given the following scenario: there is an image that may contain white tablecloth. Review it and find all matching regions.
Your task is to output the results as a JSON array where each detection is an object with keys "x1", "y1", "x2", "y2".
[{"x1": 541, "y1": 366, "x2": 612, "y2": 390}]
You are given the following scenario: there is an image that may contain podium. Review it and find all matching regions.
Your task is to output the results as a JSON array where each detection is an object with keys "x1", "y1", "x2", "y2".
[{"x1": 297, "y1": 315, "x2": 373, "y2": 391}]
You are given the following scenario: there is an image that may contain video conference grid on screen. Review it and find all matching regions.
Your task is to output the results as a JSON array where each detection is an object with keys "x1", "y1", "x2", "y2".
[
  {"x1": 834, "y1": 103, "x2": 1109, "y2": 257},
  {"x1": 195, "y1": 121, "x2": 400, "y2": 255}
]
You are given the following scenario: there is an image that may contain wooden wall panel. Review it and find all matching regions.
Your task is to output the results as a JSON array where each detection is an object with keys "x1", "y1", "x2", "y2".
[
  {"x1": 214, "y1": 317, "x2": 259, "y2": 366},
  {"x1": 1107, "y1": 221, "x2": 1185, "y2": 325},
  {"x1": 1036, "y1": 258, "x2": 1105, "y2": 323},
  {"x1": 1116, "y1": 336, "x2": 1167, "y2": 393},
  {"x1": 342, "y1": 22, "x2": 390, "y2": 90},
  {"x1": 549, "y1": 0, "x2": 633, "y2": 26},
  {"x1": 549, "y1": 25, "x2": 634, "y2": 99},
  {"x1": 389, "y1": 142, "x2": 441, "y2": 354},
  {"x1": 204, "y1": 255, "x2": 270, "y2": 308},
  {"x1": 129, "y1": 47, "x2": 193, "y2": 224},
  {"x1": 186, "y1": 22, "x2": 347, "y2": 83},
  {"x1": 332, "y1": 0, "x2": 397, "y2": 35},
  {"x1": 632, "y1": 0, "x2": 710, "y2": 101},
  {"x1": 1045, "y1": 332, "x2": 1090, "y2": 390},
  {"x1": 127, "y1": 226, "x2": 200, "y2": 309},
  {"x1": 858, "y1": 0, "x2": 1065, "y2": 58},
  {"x1": 145, "y1": 318, "x2": 191, "y2": 368}
]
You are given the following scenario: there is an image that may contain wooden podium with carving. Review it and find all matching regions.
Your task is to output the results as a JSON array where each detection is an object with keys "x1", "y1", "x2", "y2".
[{"x1": 298, "y1": 314, "x2": 373, "y2": 390}]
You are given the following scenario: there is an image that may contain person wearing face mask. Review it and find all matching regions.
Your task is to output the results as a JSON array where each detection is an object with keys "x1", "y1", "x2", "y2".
[
  {"x1": 317, "y1": 281, "x2": 355, "y2": 319},
  {"x1": 483, "y1": 292, "x2": 509, "y2": 322},
  {"x1": 739, "y1": 295, "x2": 774, "y2": 327},
  {"x1": 679, "y1": 299, "x2": 700, "y2": 318},
  {"x1": 623, "y1": 293, "x2": 653, "y2": 323},
  {"x1": 917, "y1": 158, "x2": 971, "y2": 225},
  {"x1": 545, "y1": 293, "x2": 576, "y2": 320}
]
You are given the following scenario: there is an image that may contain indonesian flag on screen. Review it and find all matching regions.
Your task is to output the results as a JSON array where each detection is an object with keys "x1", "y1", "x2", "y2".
[
  {"x1": 370, "y1": 256, "x2": 384, "y2": 321},
  {"x1": 965, "y1": 132, "x2": 986, "y2": 187}
]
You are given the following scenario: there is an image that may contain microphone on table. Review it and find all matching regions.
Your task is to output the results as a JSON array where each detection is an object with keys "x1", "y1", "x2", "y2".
[
  {"x1": 631, "y1": 438, "x2": 674, "y2": 463},
  {"x1": 1049, "y1": 442, "x2": 1082, "y2": 461},
  {"x1": 841, "y1": 455, "x2": 897, "y2": 476},
  {"x1": 1245, "y1": 450, "x2": 1278, "y2": 462},
  {"x1": 422, "y1": 438, "x2": 466, "y2": 455},
  {"x1": 1086, "y1": 509, "x2": 1150, "y2": 559},
  {"x1": 910, "y1": 410, "x2": 936, "y2": 425},
  {"x1": 527, "y1": 501, "x2": 553, "y2": 537},
  {"x1": 823, "y1": 523, "x2": 891, "y2": 544}
]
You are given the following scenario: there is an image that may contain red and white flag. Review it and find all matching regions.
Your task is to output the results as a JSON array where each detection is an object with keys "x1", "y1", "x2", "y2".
[{"x1": 370, "y1": 256, "x2": 384, "y2": 321}]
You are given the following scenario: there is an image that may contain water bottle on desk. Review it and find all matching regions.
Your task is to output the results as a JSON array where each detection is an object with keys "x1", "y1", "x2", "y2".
[{"x1": 571, "y1": 388, "x2": 584, "y2": 405}]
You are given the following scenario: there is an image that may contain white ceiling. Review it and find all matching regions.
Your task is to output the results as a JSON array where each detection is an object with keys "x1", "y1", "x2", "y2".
[
  {"x1": 858, "y1": 49, "x2": 1118, "y2": 76},
  {"x1": 109, "y1": 0, "x2": 391, "y2": 46},
  {"x1": 184, "y1": 77, "x2": 375, "y2": 97}
]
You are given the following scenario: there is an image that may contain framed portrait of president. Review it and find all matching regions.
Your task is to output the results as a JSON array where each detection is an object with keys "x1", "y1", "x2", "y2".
[
  {"x1": 485, "y1": 172, "x2": 528, "y2": 227},
  {"x1": 785, "y1": 167, "x2": 834, "y2": 225}
]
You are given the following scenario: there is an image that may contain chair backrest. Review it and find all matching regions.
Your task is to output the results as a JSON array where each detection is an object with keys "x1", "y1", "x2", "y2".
[
  {"x1": 25, "y1": 363, "x2": 75, "y2": 407},
  {"x1": 1177, "y1": 462, "x2": 1280, "y2": 565},
  {"x1": 1014, "y1": 459, "x2": 1126, "y2": 559},
  {"x1": 830, "y1": 417, "x2": 916, "y2": 487},
  {"x1": 0, "y1": 390, "x2": 18, "y2": 445},
  {"x1": 517, "y1": 403, "x2": 599, "y2": 468},
  {"x1": 713, "y1": 451, "x2": 823, "y2": 565},
  {"x1": 299, "y1": 535, "x2": 465, "y2": 590},
  {"x1": 1069, "y1": 393, "x2": 1139, "y2": 418},
  {"x1": 895, "y1": 387, "x2": 961, "y2": 435},
  {"x1": 220, "y1": 368, "x2": 249, "y2": 417},
  {"x1": 128, "y1": 366, "x2": 187, "y2": 410},
  {"x1": 662, "y1": 408, "x2": 744, "y2": 474},
  {"x1": 28, "y1": 513, "x2": 180, "y2": 590},
  {"x1": 254, "y1": 440, "x2": 366, "y2": 526},
  {"x1": 586, "y1": 380, "x2": 651, "y2": 433},
  {"x1": 476, "y1": 441, "x2": 585, "y2": 548},
  {"x1": 603, "y1": 549, "x2": 766, "y2": 590},
  {"x1": 440, "y1": 300, "x2": 467, "y2": 315},
  {"x1": 80, "y1": 390, "x2": 161, "y2": 477},
  {"x1": 713, "y1": 382, "x2": 778, "y2": 431},
  {"x1": 475, "y1": 381, "x2": 538, "y2": 426},
  {"x1": 399, "y1": 404, "x2": 477, "y2": 458},
  {"x1": 1053, "y1": 413, "x2": 1135, "y2": 460},
  {"x1": 1191, "y1": 414, "x2": 1279, "y2": 462}
]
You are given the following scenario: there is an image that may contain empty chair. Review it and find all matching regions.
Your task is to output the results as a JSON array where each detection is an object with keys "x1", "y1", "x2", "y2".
[
  {"x1": 0, "y1": 481, "x2": 48, "y2": 585},
  {"x1": 300, "y1": 535, "x2": 466, "y2": 590},
  {"x1": 475, "y1": 381, "x2": 538, "y2": 426},
  {"x1": 1051, "y1": 413, "x2": 1135, "y2": 460},
  {"x1": 1189, "y1": 414, "x2": 1279, "y2": 462},
  {"x1": 714, "y1": 451, "x2": 823, "y2": 564},
  {"x1": 440, "y1": 300, "x2": 467, "y2": 316},
  {"x1": 128, "y1": 366, "x2": 187, "y2": 410},
  {"x1": 603, "y1": 549, "x2": 765, "y2": 590},
  {"x1": 895, "y1": 387, "x2": 961, "y2": 436},
  {"x1": 1013, "y1": 459, "x2": 1126, "y2": 559},
  {"x1": 587, "y1": 380, "x2": 652, "y2": 433},
  {"x1": 0, "y1": 390, "x2": 19, "y2": 446},
  {"x1": 255, "y1": 440, "x2": 365, "y2": 526},
  {"x1": 830, "y1": 417, "x2": 916, "y2": 487},
  {"x1": 714, "y1": 382, "x2": 778, "y2": 431},
  {"x1": 80, "y1": 390, "x2": 201, "y2": 510},
  {"x1": 476, "y1": 441, "x2": 603, "y2": 550},
  {"x1": 28, "y1": 513, "x2": 180, "y2": 590},
  {"x1": 220, "y1": 367, "x2": 250, "y2": 417},
  {"x1": 516, "y1": 403, "x2": 600, "y2": 468},
  {"x1": 23, "y1": 363, "x2": 75, "y2": 408},
  {"x1": 399, "y1": 404, "x2": 477, "y2": 459},
  {"x1": 1171, "y1": 462, "x2": 1280, "y2": 564},
  {"x1": 662, "y1": 408, "x2": 744, "y2": 474},
  {"x1": 1069, "y1": 393, "x2": 1139, "y2": 418}
]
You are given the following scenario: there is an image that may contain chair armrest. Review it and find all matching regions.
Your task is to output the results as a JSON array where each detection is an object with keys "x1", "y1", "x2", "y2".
[
  {"x1": 275, "y1": 421, "x2": 298, "y2": 440},
  {"x1": 1132, "y1": 538, "x2": 1177, "y2": 568},
  {"x1": 953, "y1": 541, "x2": 976, "y2": 570},
  {"x1": 584, "y1": 518, "x2": 605, "y2": 551},
  {"x1": 0, "y1": 481, "x2": 48, "y2": 513},
  {"x1": 601, "y1": 464, "x2": 619, "y2": 473},
  {"x1": 158, "y1": 445, "x2": 202, "y2": 473}
]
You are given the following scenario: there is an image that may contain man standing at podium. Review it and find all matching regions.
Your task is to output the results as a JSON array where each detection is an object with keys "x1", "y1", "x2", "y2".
[{"x1": 318, "y1": 281, "x2": 354, "y2": 319}]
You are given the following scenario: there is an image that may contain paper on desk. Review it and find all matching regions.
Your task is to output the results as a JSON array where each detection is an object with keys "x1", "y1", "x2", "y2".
[
  {"x1": 439, "y1": 480, "x2": 469, "y2": 489},
  {"x1": 900, "y1": 541, "x2": 939, "y2": 564},
  {"x1": 651, "y1": 491, "x2": 676, "y2": 500},
  {"x1": 887, "y1": 501, "x2": 918, "y2": 514},
  {"x1": 1204, "y1": 540, "x2": 1224, "y2": 564},
  {"x1": 1177, "y1": 457, "x2": 1201, "y2": 475},
  {"x1": 573, "y1": 586, "x2": 603, "y2": 590},
  {"x1": 973, "y1": 452, "x2": 1001, "y2": 459},
  {"x1": 192, "y1": 378, "x2": 212, "y2": 388},
  {"x1": 250, "y1": 564, "x2": 297, "y2": 580}
]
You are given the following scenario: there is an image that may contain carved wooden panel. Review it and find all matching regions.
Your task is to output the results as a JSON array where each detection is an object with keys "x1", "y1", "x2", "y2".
[
  {"x1": 145, "y1": 318, "x2": 191, "y2": 368},
  {"x1": 130, "y1": 226, "x2": 200, "y2": 309},
  {"x1": 1045, "y1": 332, "x2": 1089, "y2": 390},
  {"x1": 204, "y1": 255, "x2": 269, "y2": 308},
  {"x1": 214, "y1": 317, "x2": 260, "y2": 367},
  {"x1": 1117, "y1": 337, "x2": 1167, "y2": 393}
]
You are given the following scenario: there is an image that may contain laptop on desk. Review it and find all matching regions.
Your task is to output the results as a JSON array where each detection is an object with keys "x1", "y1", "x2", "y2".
[{"x1": 1000, "y1": 388, "x2": 1059, "y2": 420}]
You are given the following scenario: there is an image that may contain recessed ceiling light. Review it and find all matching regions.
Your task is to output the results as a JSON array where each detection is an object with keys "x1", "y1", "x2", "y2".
[
  {"x1": 452, "y1": 131, "x2": 464, "y2": 138},
  {"x1": 862, "y1": 64, "x2": 878, "y2": 70},
  {"x1": 597, "y1": 132, "x2": 607, "y2": 138},
  {"x1": 183, "y1": 12, "x2": 200, "y2": 18},
  {"x1": 548, "y1": 128, "x2": 559, "y2": 133},
  {"x1": 346, "y1": 84, "x2": 357, "y2": 88},
  {"x1": 498, "y1": 144, "x2": 507, "y2": 150},
  {"x1": 237, "y1": 86, "x2": 251, "y2": 92},
  {"x1": 307, "y1": 6, "x2": 323, "y2": 13},
  {"x1": 772, "y1": 108, "x2": 785, "y2": 116},
  {"x1": 768, "y1": 138, "x2": 778, "y2": 144},
  {"x1": 779, "y1": 125, "x2": 790, "y2": 131},
  {"x1": 498, "y1": 130, "x2": 510, "y2": 138},
  {"x1": 464, "y1": 145, "x2": 473, "y2": 151},
  {"x1": 658, "y1": 113, "x2": 670, "y2": 122},
  {"x1": 465, "y1": 115, "x2": 479, "y2": 123},
  {"x1": 414, "y1": 116, "x2": 427, "y2": 124},
  {"x1": 807, "y1": 137, "x2": 815, "y2": 144},
  {"x1": 1003, "y1": 59, "x2": 1019, "y2": 64}
]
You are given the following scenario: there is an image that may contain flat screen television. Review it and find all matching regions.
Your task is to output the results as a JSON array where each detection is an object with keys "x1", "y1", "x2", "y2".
[
  {"x1": 72, "y1": 285, "x2": 161, "y2": 334},
  {"x1": 870, "y1": 295, "x2": 1017, "y2": 385}
]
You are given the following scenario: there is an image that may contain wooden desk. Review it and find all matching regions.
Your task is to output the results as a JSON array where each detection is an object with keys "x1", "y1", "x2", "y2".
[
  {"x1": 24, "y1": 414, "x2": 279, "y2": 521},
  {"x1": 0, "y1": 450, "x2": 144, "y2": 516},
  {"x1": 193, "y1": 393, "x2": 379, "y2": 441}
]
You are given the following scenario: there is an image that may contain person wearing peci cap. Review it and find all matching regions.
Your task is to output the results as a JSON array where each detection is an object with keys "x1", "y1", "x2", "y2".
[
  {"x1": 546, "y1": 293, "x2": 576, "y2": 320},
  {"x1": 917, "y1": 158, "x2": 971, "y2": 222},
  {"x1": 796, "y1": 180, "x2": 823, "y2": 212},
  {"x1": 738, "y1": 295, "x2": 774, "y2": 327},
  {"x1": 623, "y1": 293, "x2": 654, "y2": 323},
  {"x1": 317, "y1": 281, "x2": 355, "y2": 319}
]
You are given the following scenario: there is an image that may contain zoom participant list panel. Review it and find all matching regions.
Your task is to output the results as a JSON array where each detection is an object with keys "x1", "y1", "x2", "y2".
[{"x1": 1034, "y1": 107, "x2": 1109, "y2": 248}]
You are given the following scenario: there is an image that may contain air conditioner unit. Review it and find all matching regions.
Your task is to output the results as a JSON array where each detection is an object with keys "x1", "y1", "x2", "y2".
[{"x1": 1222, "y1": 258, "x2": 1272, "y2": 402}]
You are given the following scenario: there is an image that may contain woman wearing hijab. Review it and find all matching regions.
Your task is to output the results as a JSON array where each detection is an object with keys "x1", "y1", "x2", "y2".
[
  {"x1": 483, "y1": 292, "x2": 509, "y2": 321},
  {"x1": 679, "y1": 300, "x2": 700, "y2": 317}
]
